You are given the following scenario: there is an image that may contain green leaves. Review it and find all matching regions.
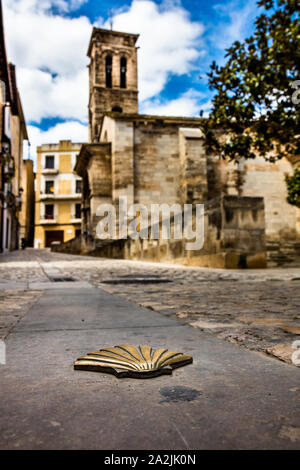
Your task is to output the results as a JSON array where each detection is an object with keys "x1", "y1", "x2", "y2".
[
  {"x1": 286, "y1": 168, "x2": 300, "y2": 208},
  {"x1": 203, "y1": 0, "x2": 299, "y2": 164}
]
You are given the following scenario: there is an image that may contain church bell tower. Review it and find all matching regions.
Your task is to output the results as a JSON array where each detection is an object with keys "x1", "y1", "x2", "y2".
[{"x1": 87, "y1": 28, "x2": 139, "y2": 142}]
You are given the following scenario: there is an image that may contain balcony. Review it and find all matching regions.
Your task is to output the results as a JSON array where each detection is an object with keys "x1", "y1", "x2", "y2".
[
  {"x1": 54, "y1": 193, "x2": 82, "y2": 200},
  {"x1": 40, "y1": 192, "x2": 82, "y2": 201},
  {"x1": 40, "y1": 192, "x2": 55, "y2": 201},
  {"x1": 70, "y1": 217, "x2": 82, "y2": 224},
  {"x1": 40, "y1": 215, "x2": 57, "y2": 225},
  {"x1": 41, "y1": 167, "x2": 58, "y2": 175},
  {"x1": 4, "y1": 157, "x2": 15, "y2": 179}
]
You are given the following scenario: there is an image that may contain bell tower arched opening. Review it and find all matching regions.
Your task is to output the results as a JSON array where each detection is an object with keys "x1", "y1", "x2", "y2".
[
  {"x1": 105, "y1": 55, "x2": 112, "y2": 88},
  {"x1": 120, "y1": 57, "x2": 127, "y2": 89}
]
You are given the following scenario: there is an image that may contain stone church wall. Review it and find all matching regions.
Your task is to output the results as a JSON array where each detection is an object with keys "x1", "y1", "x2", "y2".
[
  {"x1": 134, "y1": 122, "x2": 181, "y2": 207},
  {"x1": 64, "y1": 27, "x2": 300, "y2": 268}
]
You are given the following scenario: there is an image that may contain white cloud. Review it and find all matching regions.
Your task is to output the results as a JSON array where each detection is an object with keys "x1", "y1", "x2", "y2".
[
  {"x1": 4, "y1": 8, "x2": 91, "y2": 76},
  {"x1": 18, "y1": 67, "x2": 88, "y2": 122},
  {"x1": 27, "y1": 121, "x2": 88, "y2": 165},
  {"x1": 5, "y1": 0, "x2": 88, "y2": 14},
  {"x1": 212, "y1": 1, "x2": 259, "y2": 51},
  {"x1": 100, "y1": 0, "x2": 205, "y2": 101},
  {"x1": 141, "y1": 89, "x2": 210, "y2": 117},
  {"x1": 3, "y1": 0, "x2": 205, "y2": 124},
  {"x1": 3, "y1": 1, "x2": 91, "y2": 124},
  {"x1": 2, "y1": 0, "x2": 205, "y2": 151}
]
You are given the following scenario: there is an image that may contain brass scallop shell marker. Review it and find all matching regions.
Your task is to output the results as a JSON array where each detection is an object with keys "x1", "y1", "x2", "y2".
[{"x1": 74, "y1": 344, "x2": 193, "y2": 379}]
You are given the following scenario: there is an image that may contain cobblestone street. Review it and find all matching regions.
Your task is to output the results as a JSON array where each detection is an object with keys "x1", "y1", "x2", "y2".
[
  {"x1": 1, "y1": 249, "x2": 300, "y2": 367},
  {"x1": 1, "y1": 248, "x2": 300, "y2": 450},
  {"x1": 1, "y1": 0, "x2": 299, "y2": 451}
]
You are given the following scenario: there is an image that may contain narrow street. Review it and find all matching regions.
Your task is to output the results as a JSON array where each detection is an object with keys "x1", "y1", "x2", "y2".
[
  {"x1": 0, "y1": 249, "x2": 299, "y2": 449},
  {"x1": 1, "y1": 249, "x2": 300, "y2": 364}
]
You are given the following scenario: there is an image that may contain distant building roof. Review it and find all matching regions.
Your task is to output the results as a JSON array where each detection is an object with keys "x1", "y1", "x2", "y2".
[
  {"x1": 103, "y1": 112, "x2": 204, "y2": 124},
  {"x1": 37, "y1": 140, "x2": 85, "y2": 152}
]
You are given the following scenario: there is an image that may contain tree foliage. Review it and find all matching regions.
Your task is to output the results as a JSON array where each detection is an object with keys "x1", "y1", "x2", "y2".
[
  {"x1": 203, "y1": 0, "x2": 300, "y2": 163},
  {"x1": 285, "y1": 168, "x2": 300, "y2": 207}
]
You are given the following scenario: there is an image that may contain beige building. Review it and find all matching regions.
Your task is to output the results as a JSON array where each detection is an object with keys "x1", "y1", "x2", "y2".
[
  {"x1": 1, "y1": 0, "x2": 29, "y2": 252},
  {"x1": 68, "y1": 27, "x2": 300, "y2": 268},
  {"x1": 34, "y1": 140, "x2": 83, "y2": 248}
]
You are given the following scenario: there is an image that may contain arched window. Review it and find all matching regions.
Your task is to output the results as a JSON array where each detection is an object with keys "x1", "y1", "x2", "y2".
[
  {"x1": 120, "y1": 57, "x2": 127, "y2": 89},
  {"x1": 106, "y1": 55, "x2": 112, "y2": 88},
  {"x1": 112, "y1": 106, "x2": 123, "y2": 113}
]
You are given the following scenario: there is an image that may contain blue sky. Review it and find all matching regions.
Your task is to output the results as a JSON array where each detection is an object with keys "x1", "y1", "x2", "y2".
[{"x1": 2, "y1": 0, "x2": 261, "y2": 159}]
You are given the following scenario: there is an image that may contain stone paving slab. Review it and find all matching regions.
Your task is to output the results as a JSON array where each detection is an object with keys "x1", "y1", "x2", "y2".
[
  {"x1": 1, "y1": 249, "x2": 300, "y2": 366},
  {"x1": 28, "y1": 281, "x2": 92, "y2": 290},
  {"x1": 0, "y1": 286, "x2": 300, "y2": 450},
  {"x1": 0, "y1": 290, "x2": 41, "y2": 340},
  {"x1": 0, "y1": 282, "x2": 28, "y2": 290},
  {"x1": 13, "y1": 288, "x2": 176, "y2": 332},
  {"x1": 97, "y1": 279, "x2": 300, "y2": 366}
]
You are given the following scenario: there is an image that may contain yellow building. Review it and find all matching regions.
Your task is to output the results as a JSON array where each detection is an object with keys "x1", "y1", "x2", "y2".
[{"x1": 34, "y1": 140, "x2": 83, "y2": 248}]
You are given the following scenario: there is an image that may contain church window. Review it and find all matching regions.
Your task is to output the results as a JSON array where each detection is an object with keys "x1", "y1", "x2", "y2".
[{"x1": 106, "y1": 55, "x2": 112, "y2": 88}]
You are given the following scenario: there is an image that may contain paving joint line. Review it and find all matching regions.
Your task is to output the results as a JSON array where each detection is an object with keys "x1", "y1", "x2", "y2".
[{"x1": 10, "y1": 324, "x2": 184, "y2": 335}]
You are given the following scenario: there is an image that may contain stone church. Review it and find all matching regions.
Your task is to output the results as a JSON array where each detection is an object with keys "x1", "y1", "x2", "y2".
[{"x1": 69, "y1": 27, "x2": 300, "y2": 268}]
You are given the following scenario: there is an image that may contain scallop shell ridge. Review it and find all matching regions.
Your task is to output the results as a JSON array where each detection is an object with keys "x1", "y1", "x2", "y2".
[{"x1": 74, "y1": 344, "x2": 193, "y2": 378}]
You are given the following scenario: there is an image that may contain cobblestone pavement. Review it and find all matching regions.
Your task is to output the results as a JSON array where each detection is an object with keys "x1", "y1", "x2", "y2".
[
  {"x1": 0, "y1": 289, "x2": 41, "y2": 340},
  {"x1": 1, "y1": 249, "x2": 300, "y2": 366}
]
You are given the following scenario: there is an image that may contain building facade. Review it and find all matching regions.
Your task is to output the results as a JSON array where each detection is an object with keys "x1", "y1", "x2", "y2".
[
  {"x1": 34, "y1": 140, "x2": 83, "y2": 248},
  {"x1": 19, "y1": 159, "x2": 35, "y2": 247},
  {"x1": 70, "y1": 27, "x2": 300, "y2": 268},
  {"x1": 0, "y1": 0, "x2": 29, "y2": 253}
]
